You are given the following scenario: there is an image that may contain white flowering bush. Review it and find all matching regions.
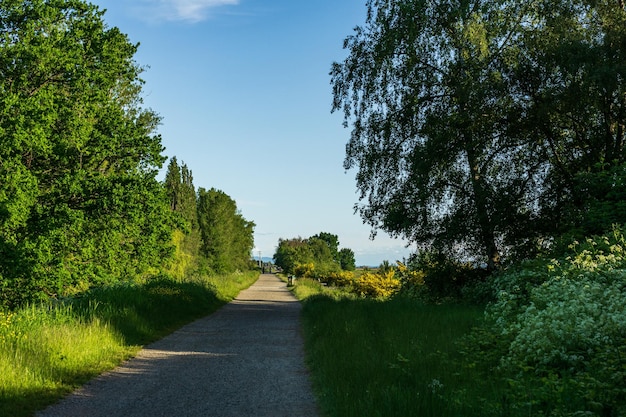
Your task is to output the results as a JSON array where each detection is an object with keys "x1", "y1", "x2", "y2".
[{"x1": 485, "y1": 227, "x2": 626, "y2": 416}]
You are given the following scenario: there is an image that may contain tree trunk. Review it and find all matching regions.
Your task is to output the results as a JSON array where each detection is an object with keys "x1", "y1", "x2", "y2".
[{"x1": 465, "y1": 141, "x2": 501, "y2": 271}]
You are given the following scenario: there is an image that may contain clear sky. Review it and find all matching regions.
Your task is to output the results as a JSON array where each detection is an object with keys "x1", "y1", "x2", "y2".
[{"x1": 90, "y1": 0, "x2": 414, "y2": 266}]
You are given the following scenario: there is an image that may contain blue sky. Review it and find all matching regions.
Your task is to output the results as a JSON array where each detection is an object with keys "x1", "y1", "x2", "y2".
[{"x1": 90, "y1": 0, "x2": 414, "y2": 266}]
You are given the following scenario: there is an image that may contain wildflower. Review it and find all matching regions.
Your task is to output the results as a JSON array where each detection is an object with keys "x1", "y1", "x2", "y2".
[{"x1": 428, "y1": 379, "x2": 444, "y2": 394}]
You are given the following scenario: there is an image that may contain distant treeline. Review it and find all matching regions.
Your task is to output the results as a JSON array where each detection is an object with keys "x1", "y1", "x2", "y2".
[
  {"x1": 273, "y1": 232, "x2": 356, "y2": 276},
  {"x1": 0, "y1": 0, "x2": 254, "y2": 309},
  {"x1": 163, "y1": 157, "x2": 255, "y2": 279}
]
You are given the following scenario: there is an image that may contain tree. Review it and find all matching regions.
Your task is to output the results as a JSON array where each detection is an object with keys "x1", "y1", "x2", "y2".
[
  {"x1": 331, "y1": 0, "x2": 626, "y2": 267},
  {"x1": 338, "y1": 248, "x2": 356, "y2": 271},
  {"x1": 331, "y1": 0, "x2": 533, "y2": 270},
  {"x1": 310, "y1": 232, "x2": 340, "y2": 262},
  {"x1": 179, "y1": 162, "x2": 198, "y2": 231},
  {"x1": 273, "y1": 237, "x2": 312, "y2": 275},
  {"x1": 164, "y1": 157, "x2": 198, "y2": 232},
  {"x1": 163, "y1": 157, "x2": 201, "y2": 278},
  {"x1": 0, "y1": 0, "x2": 171, "y2": 307},
  {"x1": 506, "y1": 0, "x2": 626, "y2": 240},
  {"x1": 273, "y1": 233, "x2": 356, "y2": 275},
  {"x1": 164, "y1": 157, "x2": 182, "y2": 212},
  {"x1": 196, "y1": 187, "x2": 254, "y2": 273}
]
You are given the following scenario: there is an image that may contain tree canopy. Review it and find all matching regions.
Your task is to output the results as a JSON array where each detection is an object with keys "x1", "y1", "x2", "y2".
[
  {"x1": 331, "y1": 0, "x2": 626, "y2": 267},
  {"x1": 0, "y1": 0, "x2": 172, "y2": 307},
  {"x1": 197, "y1": 187, "x2": 255, "y2": 274},
  {"x1": 0, "y1": 1, "x2": 257, "y2": 308},
  {"x1": 273, "y1": 232, "x2": 355, "y2": 275}
]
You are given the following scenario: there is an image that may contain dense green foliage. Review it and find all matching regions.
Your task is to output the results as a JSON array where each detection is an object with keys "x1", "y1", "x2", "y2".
[
  {"x1": 164, "y1": 157, "x2": 199, "y2": 233},
  {"x1": 0, "y1": 3, "x2": 259, "y2": 414},
  {"x1": 331, "y1": 0, "x2": 626, "y2": 266},
  {"x1": 0, "y1": 271, "x2": 258, "y2": 417},
  {"x1": 0, "y1": 0, "x2": 172, "y2": 307},
  {"x1": 337, "y1": 247, "x2": 356, "y2": 271},
  {"x1": 0, "y1": 1, "x2": 256, "y2": 309},
  {"x1": 296, "y1": 240, "x2": 626, "y2": 416},
  {"x1": 273, "y1": 232, "x2": 355, "y2": 276},
  {"x1": 162, "y1": 157, "x2": 201, "y2": 279},
  {"x1": 325, "y1": 2, "x2": 626, "y2": 415},
  {"x1": 196, "y1": 187, "x2": 255, "y2": 274},
  {"x1": 475, "y1": 228, "x2": 626, "y2": 416},
  {"x1": 162, "y1": 159, "x2": 255, "y2": 277}
]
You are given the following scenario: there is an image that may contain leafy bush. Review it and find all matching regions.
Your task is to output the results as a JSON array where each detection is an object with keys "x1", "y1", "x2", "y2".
[
  {"x1": 294, "y1": 262, "x2": 315, "y2": 279},
  {"x1": 354, "y1": 270, "x2": 401, "y2": 299},
  {"x1": 325, "y1": 271, "x2": 355, "y2": 288},
  {"x1": 408, "y1": 250, "x2": 488, "y2": 301},
  {"x1": 484, "y1": 227, "x2": 626, "y2": 416},
  {"x1": 395, "y1": 262, "x2": 426, "y2": 297},
  {"x1": 311, "y1": 261, "x2": 342, "y2": 281}
]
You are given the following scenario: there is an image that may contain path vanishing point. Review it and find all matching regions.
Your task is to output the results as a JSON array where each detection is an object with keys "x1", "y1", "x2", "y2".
[{"x1": 37, "y1": 274, "x2": 320, "y2": 417}]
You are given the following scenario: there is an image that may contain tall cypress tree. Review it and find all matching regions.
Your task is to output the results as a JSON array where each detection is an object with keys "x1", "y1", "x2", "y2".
[{"x1": 164, "y1": 157, "x2": 182, "y2": 212}]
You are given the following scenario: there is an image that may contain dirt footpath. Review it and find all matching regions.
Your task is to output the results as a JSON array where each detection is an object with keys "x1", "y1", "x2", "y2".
[{"x1": 37, "y1": 274, "x2": 319, "y2": 417}]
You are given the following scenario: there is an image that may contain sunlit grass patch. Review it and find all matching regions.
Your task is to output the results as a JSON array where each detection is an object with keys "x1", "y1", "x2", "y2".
[
  {"x1": 289, "y1": 277, "x2": 355, "y2": 301},
  {"x1": 0, "y1": 305, "x2": 136, "y2": 416},
  {"x1": 0, "y1": 271, "x2": 258, "y2": 417}
]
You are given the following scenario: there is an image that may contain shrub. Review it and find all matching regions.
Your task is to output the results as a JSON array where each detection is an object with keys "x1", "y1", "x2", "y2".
[
  {"x1": 294, "y1": 262, "x2": 315, "y2": 279},
  {"x1": 484, "y1": 227, "x2": 626, "y2": 416},
  {"x1": 395, "y1": 261, "x2": 426, "y2": 297},
  {"x1": 354, "y1": 270, "x2": 401, "y2": 299},
  {"x1": 325, "y1": 271, "x2": 355, "y2": 288},
  {"x1": 310, "y1": 261, "x2": 341, "y2": 282},
  {"x1": 408, "y1": 250, "x2": 488, "y2": 301}
]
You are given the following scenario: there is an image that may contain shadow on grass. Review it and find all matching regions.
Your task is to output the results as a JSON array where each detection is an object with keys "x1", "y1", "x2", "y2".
[
  {"x1": 300, "y1": 294, "x2": 503, "y2": 417},
  {"x1": 1, "y1": 276, "x2": 246, "y2": 417},
  {"x1": 72, "y1": 278, "x2": 226, "y2": 346},
  {"x1": 1, "y1": 387, "x2": 69, "y2": 417}
]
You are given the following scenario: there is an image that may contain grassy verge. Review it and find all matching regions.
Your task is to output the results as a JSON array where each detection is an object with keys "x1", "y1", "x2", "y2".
[
  {"x1": 288, "y1": 277, "x2": 355, "y2": 301},
  {"x1": 0, "y1": 271, "x2": 258, "y2": 417},
  {"x1": 294, "y1": 279, "x2": 501, "y2": 417}
]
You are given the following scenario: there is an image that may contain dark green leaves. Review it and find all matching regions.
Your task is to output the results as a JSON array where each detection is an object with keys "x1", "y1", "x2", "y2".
[
  {"x1": 332, "y1": 0, "x2": 626, "y2": 265},
  {"x1": 196, "y1": 187, "x2": 255, "y2": 274}
]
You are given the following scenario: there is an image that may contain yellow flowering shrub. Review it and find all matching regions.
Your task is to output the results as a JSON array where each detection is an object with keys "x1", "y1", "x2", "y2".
[
  {"x1": 326, "y1": 271, "x2": 355, "y2": 287},
  {"x1": 294, "y1": 262, "x2": 315, "y2": 278},
  {"x1": 354, "y1": 270, "x2": 401, "y2": 299},
  {"x1": 396, "y1": 261, "x2": 426, "y2": 287}
]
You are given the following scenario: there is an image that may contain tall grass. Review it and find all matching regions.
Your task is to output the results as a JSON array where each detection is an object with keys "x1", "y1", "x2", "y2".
[
  {"x1": 300, "y1": 294, "x2": 501, "y2": 417},
  {"x1": 290, "y1": 277, "x2": 354, "y2": 301},
  {"x1": 0, "y1": 271, "x2": 258, "y2": 417}
]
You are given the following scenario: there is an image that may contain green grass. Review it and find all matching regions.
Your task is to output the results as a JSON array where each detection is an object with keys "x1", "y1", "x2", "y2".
[
  {"x1": 0, "y1": 271, "x2": 258, "y2": 417},
  {"x1": 294, "y1": 278, "x2": 503, "y2": 417},
  {"x1": 289, "y1": 277, "x2": 355, "y2": 301}
]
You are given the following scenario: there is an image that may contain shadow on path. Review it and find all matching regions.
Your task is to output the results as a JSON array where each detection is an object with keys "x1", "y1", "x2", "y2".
[{"x1": 37, "y1": 274, "x2": 319, "y2": 417}]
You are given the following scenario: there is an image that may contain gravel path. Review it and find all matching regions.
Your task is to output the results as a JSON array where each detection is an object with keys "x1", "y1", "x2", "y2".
[{"x1": 37, "y1": 274, "x2": 319, "y2": 417}]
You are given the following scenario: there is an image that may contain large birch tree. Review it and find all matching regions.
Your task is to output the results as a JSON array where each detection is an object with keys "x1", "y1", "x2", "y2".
[
  {"x1": 331, "y1": 0, "x2": 534, "y2": 269},
  {"x1": 331, "y1": 0, "x2": 626, "y2": 267}
]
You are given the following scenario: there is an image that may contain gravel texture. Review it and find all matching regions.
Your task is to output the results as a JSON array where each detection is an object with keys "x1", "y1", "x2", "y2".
[{"x1": 37, "y1": 274, "x2": 320, "y2": 417}]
